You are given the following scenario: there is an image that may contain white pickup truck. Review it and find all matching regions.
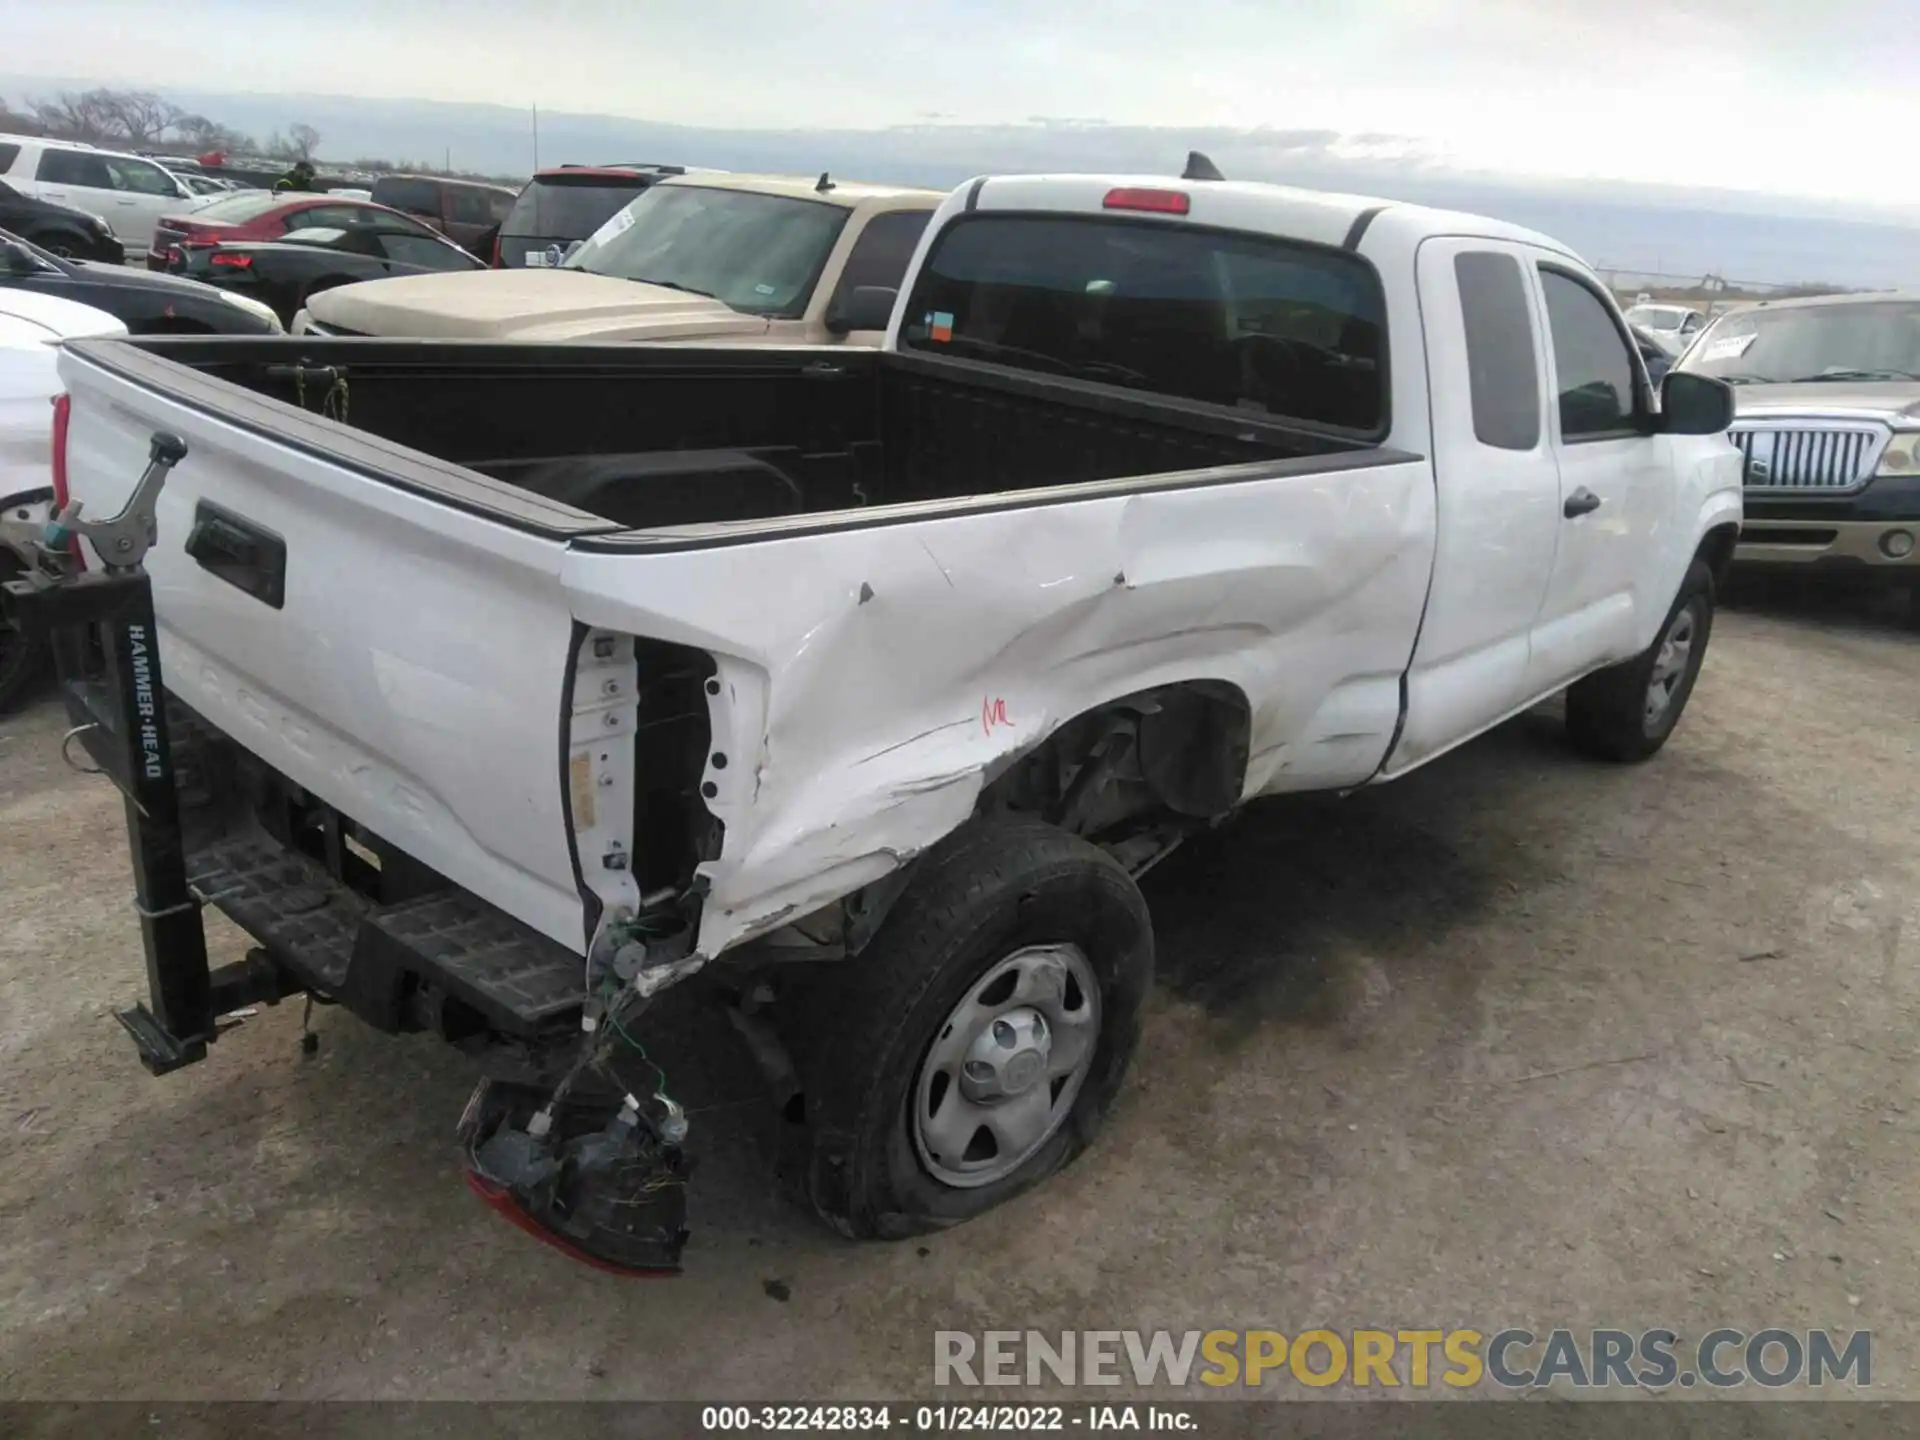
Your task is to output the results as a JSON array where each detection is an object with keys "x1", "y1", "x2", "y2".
[{"x1": 12, "y1": 165, "x2": 1742, "y2": 1272}]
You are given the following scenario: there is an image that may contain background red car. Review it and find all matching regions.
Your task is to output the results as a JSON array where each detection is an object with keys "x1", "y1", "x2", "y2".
[{"x1": 145, "y1": 192, "x2": 449, "y2": 271}]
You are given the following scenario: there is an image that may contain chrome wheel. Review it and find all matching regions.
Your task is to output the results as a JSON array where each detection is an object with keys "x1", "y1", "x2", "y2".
[
  {"x1": 1644, "y1": 603, "x2": 1697, "y2": 727},
  {"x1": 912, "y1": 943, "x2": 1101, "y2": 1189}
]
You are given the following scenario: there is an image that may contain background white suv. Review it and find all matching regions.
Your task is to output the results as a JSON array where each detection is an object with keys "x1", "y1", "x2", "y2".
[{"x1": 0, "y1": 135, "x2": 211, "y2": 260}]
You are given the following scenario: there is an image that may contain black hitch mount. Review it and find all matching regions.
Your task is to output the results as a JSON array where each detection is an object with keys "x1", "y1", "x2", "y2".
[{"x1": 3, "y1": 432, "x2": 284, "y2": 1074}]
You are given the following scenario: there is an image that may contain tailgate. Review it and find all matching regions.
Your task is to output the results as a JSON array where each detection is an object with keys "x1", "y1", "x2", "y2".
[{"x1": 57, "y1": 341, "x2": 624, "y2": 953}]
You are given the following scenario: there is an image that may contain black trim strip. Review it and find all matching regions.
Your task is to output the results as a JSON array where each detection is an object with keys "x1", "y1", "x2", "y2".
[
  {"x1": 570, "y1": 444, "x2": 1427, "y2": 555},
  {"x1": 558, "y1": 622, "x2": 598, "y2": 950},
  {"x1": 1343, "y1": 205, "x2": 1387, "y2": 251},
  {"x1": 963, "y1": 177, "x2": 988, "y2": 211}
]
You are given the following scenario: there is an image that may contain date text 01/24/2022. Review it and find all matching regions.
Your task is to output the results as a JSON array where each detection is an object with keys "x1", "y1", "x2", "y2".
[{"x1": 700, "y1": 1405, "x2": 1197, "y2": 1431}]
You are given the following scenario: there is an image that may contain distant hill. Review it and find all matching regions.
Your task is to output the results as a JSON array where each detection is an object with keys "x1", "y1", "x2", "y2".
[{"x1": 5, "y1": 75, "x2": 1918, "y2": 289}]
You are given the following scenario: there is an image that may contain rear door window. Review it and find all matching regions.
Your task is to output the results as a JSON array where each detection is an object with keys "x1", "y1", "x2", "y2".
[
  {"x1": 37, "y1": 150, "x2": 114, "y2": 188},
  {"x1": 1454, "y1": 250, "x2": 1541, "y2": 451},
  {"x1": 900, "y1": 213, "x2": 1387, "y2": 432},
  {"x1": 0, "y1": 144, "x2": 21, "y2": 172}
]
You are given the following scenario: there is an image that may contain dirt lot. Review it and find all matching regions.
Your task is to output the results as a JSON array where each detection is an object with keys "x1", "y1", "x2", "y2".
[{"x1": 1, "y1": 587, "x2": 1916, "y2": 1405}]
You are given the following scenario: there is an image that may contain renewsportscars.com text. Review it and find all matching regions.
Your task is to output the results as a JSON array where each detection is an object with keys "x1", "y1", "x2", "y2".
[{"x1": 934, "y1": 1328, "x2": 1871, "y2": 1390}]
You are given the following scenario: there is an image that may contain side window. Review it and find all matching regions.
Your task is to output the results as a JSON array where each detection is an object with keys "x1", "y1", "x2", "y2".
[
  {"x1": 37, "y1": 150, "x2": 112, "y2": 188},
  {"x1": 1454, "y1": 251, "x2": 1541, "y2": 451},
  {"x1": 378, "y1": 232, "x2": 469, "y2": 269},
  {"x1": 375, "y1": 178, "x2": 440, "y2": 217},
  {"x1": 1538, "y1": 268, "x2": 1637, "y2": 440},
  {"x1": 298, "y1": 205, "x2": 360, "y2": 230},
  {"x1": 830, "y1": 210, "x2": 932, "y2": 306},
  {"x1": 447, "y1": 189, "x2": 495, "y2": 225},
  {"x1": 0, "y1": 143, "x2": 20, "y2": 172},
  {"x1": 107, "y1": 159, "x2": 180, "y2": 196}
]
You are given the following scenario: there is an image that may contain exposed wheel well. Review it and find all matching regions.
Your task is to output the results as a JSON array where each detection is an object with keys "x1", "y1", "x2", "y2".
[
  {"x1": 1698, "y1": 523, "x2": 1740, "y2": 590},
  {"x1": 976, "y1": 679, "x2": 1252, "y2": 835},
  {"x1": 733, "y1": 680, "x2": 1252, "y2": 969}
]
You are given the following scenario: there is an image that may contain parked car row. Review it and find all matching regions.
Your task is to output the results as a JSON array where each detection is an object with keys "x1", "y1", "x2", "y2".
[
  {"x1": 296, "y1": 170, "x2": 941, "y2": 342},
  {"x1": 0, "y1": 134, "x2": 219, "y2": 260}
]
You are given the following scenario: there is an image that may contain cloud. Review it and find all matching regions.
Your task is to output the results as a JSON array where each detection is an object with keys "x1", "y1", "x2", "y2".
[{"x1": 4, "y1": 0, "x2": 1920, "y2": 206}]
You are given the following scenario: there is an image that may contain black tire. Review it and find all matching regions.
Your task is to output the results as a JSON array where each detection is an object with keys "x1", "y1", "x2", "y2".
[
  {"x1": 0, "y1": 551, "x2": 48, "y2": 715},
  {"x1": 1565, "y1": 558, "x2": 1715, "y2": 762},
  {"x1": 783, "y1": 817, "x2": 1153, "y2": 1241}
]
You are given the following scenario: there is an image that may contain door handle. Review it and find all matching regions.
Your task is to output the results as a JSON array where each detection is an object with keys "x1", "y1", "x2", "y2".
[{"x1": 1563, "y1": 487, "x2": 1602, "y2": 519}]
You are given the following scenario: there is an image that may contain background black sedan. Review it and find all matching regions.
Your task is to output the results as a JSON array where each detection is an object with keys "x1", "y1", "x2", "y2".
[
  {"x1": 169, "y1": 222, "x2": 484, "y2": 325},
  {"x1": 0, "y1": 228, "x2": 283, "y2": 334},
  {"x1": 0, "y1": 180, "x2": 123, "y2": 264}
]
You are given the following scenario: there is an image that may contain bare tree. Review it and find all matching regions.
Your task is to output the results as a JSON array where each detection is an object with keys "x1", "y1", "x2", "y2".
[
  {"x1": 174, "y1": 113, "x2": 255, "y2": 155},
  {"x1": 26, "y1": 87, "x2": 185, "y2": 146},
  {"x1": 30, "y1": 90, "x2": 117, "y2": 139},
  {"x1": 286, "y1": 123, "x2": 322, "y2": 162},
  {"x1": 95, "y1": 90, "x2": 184, "y2": 146}
]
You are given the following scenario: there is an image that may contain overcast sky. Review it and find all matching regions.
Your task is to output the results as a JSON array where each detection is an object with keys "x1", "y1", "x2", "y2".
[{"x1": 6, "y1": 0, "x2": 1911, "y2": 205}]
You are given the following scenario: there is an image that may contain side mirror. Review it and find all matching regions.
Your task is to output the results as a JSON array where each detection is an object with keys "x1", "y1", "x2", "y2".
[
  {"x1": 1660, "y1": 370, "x2": 1734, "y2": 435},
  {"x1": 826, "y1": 284, "x2": 897, "y2": 336}
]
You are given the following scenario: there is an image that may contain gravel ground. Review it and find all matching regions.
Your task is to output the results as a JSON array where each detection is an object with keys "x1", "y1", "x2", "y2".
[{"x1": 0, "y1": 586, "x2": 1916, "y2": 1406}]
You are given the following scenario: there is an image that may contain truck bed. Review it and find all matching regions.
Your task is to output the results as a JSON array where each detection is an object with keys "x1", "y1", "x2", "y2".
[{"x1": 69, "y1": 336, "x2": 1374, "y2": 534}]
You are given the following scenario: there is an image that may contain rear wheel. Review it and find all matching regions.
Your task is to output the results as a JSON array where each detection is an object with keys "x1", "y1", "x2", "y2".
[
  {"x1": 24, "y1": 230, "x2": 84, "y2": 259},
  {"x1": 1565, "y1": 559, "x2": 1715, "y2": 762},
  {"x1": 784, "y1": 817, "x2": 1153, "y2": 1240}
]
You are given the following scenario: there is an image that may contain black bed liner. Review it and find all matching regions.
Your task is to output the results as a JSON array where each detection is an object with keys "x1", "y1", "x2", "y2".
[{"x1": 63, "y1": 336, "x2": 1422, "y2": 550}]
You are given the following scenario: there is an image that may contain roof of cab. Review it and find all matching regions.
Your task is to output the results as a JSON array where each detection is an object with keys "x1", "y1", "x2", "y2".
[
  {"x1": 656, "y1": 171, "x2": 945, "y2": 208},
  {"x1": 964, "y1": 172, "x2": 1582, "y2": 261}
]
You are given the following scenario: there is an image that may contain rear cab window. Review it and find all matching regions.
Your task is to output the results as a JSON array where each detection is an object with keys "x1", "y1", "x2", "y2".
[
  {"x1": 899, "y1": 213, "x2": 1387, "y2": 433},
  {"x1": 502, "y1": 174, "x2": 655, "y2": 241}
]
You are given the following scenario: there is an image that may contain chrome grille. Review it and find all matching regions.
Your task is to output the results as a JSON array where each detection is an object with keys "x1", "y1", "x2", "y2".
[{"x1": 1729, "y1": 424, "x2": 1885, "y2": 493}]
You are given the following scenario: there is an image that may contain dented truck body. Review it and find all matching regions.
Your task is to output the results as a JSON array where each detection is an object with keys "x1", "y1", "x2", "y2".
[{"x1": 32, "y1": 169, "x2": 1742, "y2": 1265}]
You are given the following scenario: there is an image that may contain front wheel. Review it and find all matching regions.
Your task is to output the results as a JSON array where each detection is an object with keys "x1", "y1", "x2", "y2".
[
  {"x1": 784, "y1": 818, "x2": 1153, "y2": 1240},
  {"x1": 1565, "y1": 558, "x2": 1715, "y2": 762}
]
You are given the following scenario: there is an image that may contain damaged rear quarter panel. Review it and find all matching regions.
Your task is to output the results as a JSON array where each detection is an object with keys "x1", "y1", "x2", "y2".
[{"x1": 559, "y1": 456, "x2": 1435, "y2": 959}]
